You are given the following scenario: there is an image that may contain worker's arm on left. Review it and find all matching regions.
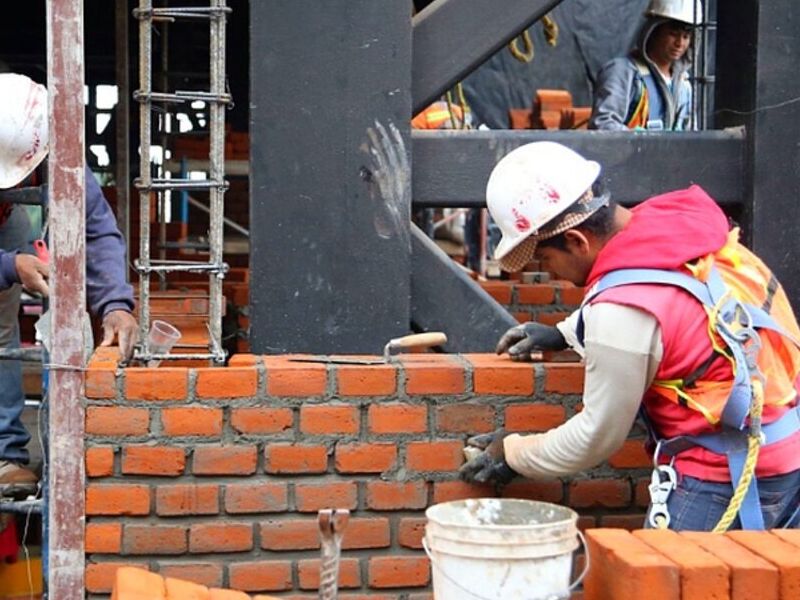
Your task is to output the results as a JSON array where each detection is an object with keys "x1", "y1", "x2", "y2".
[
  {"x1": 503, "y1": 302, "x2": 663, "y2": 478},
  {"x1": 84, "y1": 167, "x2": 138, "y2": 360}
]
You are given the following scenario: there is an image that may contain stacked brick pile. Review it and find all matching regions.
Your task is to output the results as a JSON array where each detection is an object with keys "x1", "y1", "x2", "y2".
[{"x1": 84, "y1": 348, "x2": 653, "y2": 598}]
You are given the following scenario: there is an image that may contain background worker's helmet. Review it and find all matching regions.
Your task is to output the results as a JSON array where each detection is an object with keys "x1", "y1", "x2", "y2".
[
  {"x1": 0, "y1": 73, "x2": 48, "y2": 189},
  {"x1": 486, "y1": 141, "x2": 602, "y2": 272},
  {"x1": 645, "y1": 0, "x2": 704, "y2": 26}
]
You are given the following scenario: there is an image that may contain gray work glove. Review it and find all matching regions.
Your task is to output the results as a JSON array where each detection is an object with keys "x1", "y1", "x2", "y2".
[
  {"x1": 495, "y1": 322, "x2": 567, "y2": 361},
  {"x1": 458, "y1": 429, "x2": 517, "y2": 485}
]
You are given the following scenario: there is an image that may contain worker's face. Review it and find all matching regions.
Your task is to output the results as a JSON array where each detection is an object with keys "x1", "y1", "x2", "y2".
[
  {"x1": 648, "y1": 22, "x2": 692, "y2": 65},
  {"x1": 535, "y1": 231, "x2": 594, "y2": 286}
]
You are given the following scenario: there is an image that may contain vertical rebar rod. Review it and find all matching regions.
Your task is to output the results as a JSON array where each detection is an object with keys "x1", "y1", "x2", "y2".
[
  {"x1": 115, "y1": 0, "x2": 131, "y2": 261},
  {"x1": 138, "y1": 0, "x2": 153, "y2": 352},
  {"x1": 46, "y1": 0, "x2": 87, "y2": 596},
  {"x1": 158, "y1": 7, "x2": 169, "y2": 284},
  {"x1": 208, "y1": 0, "x2": 227, "y2": 357}
]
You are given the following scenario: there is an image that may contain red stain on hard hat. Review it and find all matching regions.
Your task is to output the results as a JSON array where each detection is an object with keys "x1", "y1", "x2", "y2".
[
  {"x1": 511, "y1": 208, "x2": 530, "y2": 232},
  {"x1": 544, "y1": 184, "x2": 560, "y2": 203}
]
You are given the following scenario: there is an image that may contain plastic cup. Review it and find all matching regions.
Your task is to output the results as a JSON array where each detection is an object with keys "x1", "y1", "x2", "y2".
[{"x1": 147, "y1": 320, "x2": 181, "y2": 367}]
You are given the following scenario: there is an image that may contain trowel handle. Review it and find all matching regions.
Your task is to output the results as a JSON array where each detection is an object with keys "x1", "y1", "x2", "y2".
[{"x1": 384, "y1": 332, "x2": 447, "y2": 358}]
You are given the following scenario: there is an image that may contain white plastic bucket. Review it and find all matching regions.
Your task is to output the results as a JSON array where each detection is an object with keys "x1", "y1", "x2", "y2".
[{"x1": 424, "y1": 498, "x2": 585, "y2": 600}]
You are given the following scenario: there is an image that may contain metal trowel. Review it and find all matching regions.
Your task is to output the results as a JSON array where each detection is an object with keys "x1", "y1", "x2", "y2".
[{"x1": 289, "y1": 332, "x2": 448, "y2": 365}]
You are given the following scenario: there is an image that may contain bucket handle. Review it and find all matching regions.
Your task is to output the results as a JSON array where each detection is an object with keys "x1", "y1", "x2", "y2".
[{"x1": 422, "y1": 530, "x2": 589, "y2": 600}]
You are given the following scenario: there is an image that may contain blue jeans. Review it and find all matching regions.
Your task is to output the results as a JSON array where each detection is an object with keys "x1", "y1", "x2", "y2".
[
  {"x1": 652, "y1": 470, "x2": 800, "y2": 531},
  {"x1": 0, "y1": 205, "x2": 32, "y2": 463}
]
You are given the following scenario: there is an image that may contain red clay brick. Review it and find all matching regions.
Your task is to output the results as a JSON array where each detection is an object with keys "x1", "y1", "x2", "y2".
[
  {"x1": 123, "y1": 524, "x2": 188, "y2": 555},
  {"x1": 189, "y1": 522, "x2": 253, "y2": 553},
  {"x1": 398, "y1": 518, "x2": 426, "y2": 549},
  {"x1": 560, "y1": 285, "x2": 585, "y2": 305},
  {"x1": 514, "y1": 311, "x2": 533, "y2": 323},
  {"x1": 480, "y1": 281, "x2": 513, "y2": 304},
  {"x1": 231, "y1": 407, "x2": 293, "y2": 434},
  {"x1": 264, "y1": 357, "x2": 327, "y2": 396},
  {"x1": 228, "y1": 354, "x2": 257, "y2": 367},
  {"x1": 121, "y1": 446, "x2": 186, "y2": 476},
  {"x1": 193, "y1": 445, "x2": 258, "y2": 476},
  {"x1": 598, "y1": 514, "x2": 647, "y2": 530},
  {"x1": 86, "y1": 446, "x2": 115, "y2": 477},
  {"x1": 504, "y1": 403, "x2": 566, "y2": 431},
  {"x1": 500, "y1": 481, "x2": 564, "y2": 503},
  {"x1": 569, "y1": 479, "x2": 631, "y2": 508},
  {"x1": 158, "y1": 563, "x2": 223, "y2": 588},
  {"x1": 86, "y1": 406, "x2": 148, "y2": 436},
  {"x1": 634, "y1": 529, "x2": 730, "y2": 599},
  {"x1": 634, "y1": 477, "x2": 651, "y2": 507},
  {"x1": 432, "y1": 481, "x2": 495, "y2": 503},
  {"x1": 406, "y1": 440, "x2": 464, "y2": 472},
  {"x1": 725, "y1": 531, "x2": 800, "y2": 599},
  {"x1": 368, "y1": 403, "x2": 427, "y2": 434},
  {"x1": 538, "y1": 311, "x2": 571, "y2": 326},
  {"x1": 608, "y1": 439, "x2": 651, "y2": 468},
  {"x1": 466, "y1": 353, "x2": 536, "y2": 396},
  {"x1": 368, "y1": 556, "x2": 430, "y2": 589},
  {"x1": 86, "y1": 484, "x2": 151, "y2": 516},
  {"x1": 298, "y1": 558, "x2": 361, "y2": 590},
  {"x1": 260, "y1": 519, "x2": 320, "y2": 551},
  {"x1": 772, "y1": 529, "x2": 800, "y2": 549},
  {"x1": 342, "y1": 518, "x2": 391, "y2": 550},
  {"x1": 543, "y1": 364, "x2": 584, "y2": 394},
  {"x1": 517, "y1": 284, "x2": 556, "y2": 305},
  {"x1": 156, "y1": 484, "x2": 220, "y2": 516},
  {"x1": 335, "y1": 443, "x2": 397, "y2": 474},
  {"x1": 86, "y1": 522, "x2": 122, "y2": 554},
  {"x1": 299, "y1": 405, "x2": 359, "y2": 435},
  {"x1": 85, "y1": 562, "x2": 150, "y2": 594},
  {"x1": 196, "y1": 367, "x2": 257, "y2": 398},
  {"x1": 401, "y1": 355, "x2": 465, "y2": 395},
  {"x1": 225, "y1": 482, "x2": 289, "y2": 514},
  {"x1": 295, "y1": 482, "x2": 358, "y2": 512},
  {"x1": 162, "y1": 406, "x2": 223, "y2": 437},
  {"x1": 366, "y1": 481, "x2": 428, "y2": 510},
  {"x1": 228, "y1": 560, "x2": 292, "y2": 592},
  {"x1": 683, "y1": 531, "x2": 779, "y2": 600},
  {"x1": 583, "y1": 528, "x2": 679, "y2": 600},
  {"x1": 435, "y1": 403, "x2": 494, "y2": 433},
  {"x1": 125, "y1": 368, "x2": 188, "y2": 400},
  {"x1": 336, "y1": 364, "x2": 397, "y2": 396},
  {"x1": 85, "y1": 366, "x2": 117, "y2": 399},
  {"x1": 265, "y1": 444, "x2": 328, "y2": 474}
]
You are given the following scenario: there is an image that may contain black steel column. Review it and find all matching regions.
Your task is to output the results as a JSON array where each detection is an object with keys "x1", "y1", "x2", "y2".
[
  {"x1": 249, "y1": 2, "x2": 412, "y2": 353},
  {"x1": 716, "y1": 0, "x2": 800, "y2": 303}
]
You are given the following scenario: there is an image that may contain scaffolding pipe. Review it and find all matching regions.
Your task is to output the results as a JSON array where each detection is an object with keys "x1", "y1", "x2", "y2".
[
  {"x1": 46, "y1": 0, "x2": 87, "y2": 596},
  {"x1": 115, "y1": 0, "x2": 131, "y2": 260}
]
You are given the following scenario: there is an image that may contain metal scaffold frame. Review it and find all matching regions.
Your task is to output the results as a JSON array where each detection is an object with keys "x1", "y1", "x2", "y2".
[{"x1": 133, "y1": 0, "x2": 231, "y2": 365}]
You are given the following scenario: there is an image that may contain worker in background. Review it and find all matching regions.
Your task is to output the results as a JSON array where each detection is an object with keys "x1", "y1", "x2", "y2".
[
  {"x1": 0, "y1": 73, "x2": 137, "y2": 497},
  {"x1": 589, "y1": 0, "x2": 702, "y2": 131},
  {"x1": 460, "y1": 141, "x2": 800, "y2": 531}
]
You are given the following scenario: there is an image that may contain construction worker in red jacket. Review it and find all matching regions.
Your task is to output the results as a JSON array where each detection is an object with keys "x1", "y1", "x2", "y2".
[{"x1": 460, "y1": 141, "x2": 800, "y2": 531}]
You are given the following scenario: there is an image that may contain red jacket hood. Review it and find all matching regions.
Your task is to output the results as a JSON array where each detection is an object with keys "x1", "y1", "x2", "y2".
[{"x1": 586, "y1": 185, "x2": 730, "y2": 287}]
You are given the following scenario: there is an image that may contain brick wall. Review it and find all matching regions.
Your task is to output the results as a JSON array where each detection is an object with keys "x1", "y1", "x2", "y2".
[
  {"x1": 480, "y1": 280, "x2": 584, "y2": 324},
  {"x1": 84, "y1": 348, "x2": 652, "y2": 598}
]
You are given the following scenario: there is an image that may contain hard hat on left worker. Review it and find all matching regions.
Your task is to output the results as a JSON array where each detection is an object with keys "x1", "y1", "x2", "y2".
[{"x1": 0, "y1": 73, "x2": 48, "y2": 190}]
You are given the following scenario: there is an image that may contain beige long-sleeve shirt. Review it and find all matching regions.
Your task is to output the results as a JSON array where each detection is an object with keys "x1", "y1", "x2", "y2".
[{"x1": 504, "y1": 303, "x2": 664, "y2": 479}]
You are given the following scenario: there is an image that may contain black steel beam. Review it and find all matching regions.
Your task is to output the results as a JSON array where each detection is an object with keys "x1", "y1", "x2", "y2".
[
  {"x1": 411, "y1": 224, "x2": 517, "y2": 352},
  {"x1": 411, "y1": 129, "x2": 746, "y2": 208},
  {"x1": 715, "y1": 0, "x2": 800, "y2": 306},
  {"x1": 412, "y1": 0, "x2": 563, "y2": 114},
  {"x1": 249, "y1": 1, "x2": 413, "y2": 354}
]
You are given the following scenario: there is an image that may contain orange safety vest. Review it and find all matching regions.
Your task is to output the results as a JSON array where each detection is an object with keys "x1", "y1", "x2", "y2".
[
  {"x1": 648, "y1": 229, "x2": 800, "y2": 424},
  {"x1": 625, "y1": 60, "x2": 651, "y2": 130},
  {"x1": 411, "y1": 101, "x2": 466, "y2": 130}
]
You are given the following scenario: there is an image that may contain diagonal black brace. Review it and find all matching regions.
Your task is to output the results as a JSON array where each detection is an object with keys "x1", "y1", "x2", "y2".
[{"x1": 412, "y1": 0, "x2": 564, "y2": 114}]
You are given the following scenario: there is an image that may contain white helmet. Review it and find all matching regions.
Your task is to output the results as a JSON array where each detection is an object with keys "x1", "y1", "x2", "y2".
[
  {"x1": 486, "y1": 141, "x2": 604, "y2": 272},
  {"x1": 0, "y1": 73, "x2": 49, "y2": 189},
  {"x1": 645, "y1": 0, "x2": 703, "y2": 26}
]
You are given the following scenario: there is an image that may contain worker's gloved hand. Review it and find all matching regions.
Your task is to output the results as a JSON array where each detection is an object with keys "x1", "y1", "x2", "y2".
[
  {"x1": 101, "y1": 310, "x2": 139, "y2": 363},
  {"x1": 459, "y1": 429, "x2": 517, "y2": 485},
  {"x1": 495, "y1": 322, "x2": 567, "y2": 361},
  {"x1": 15, "y1": 254, "x2": 49, "y2": 297}
]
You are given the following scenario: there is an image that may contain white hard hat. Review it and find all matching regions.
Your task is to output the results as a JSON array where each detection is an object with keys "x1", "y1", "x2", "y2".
[
  {"x1": 645, "y1": 0, "x2": 703, "y2": 26},
  {"x1": 486, "y1": 141, "x2": 603, "y2": 272},
  {"x1": 0, "y1": 73, "x2": 48, "y2": 189}
]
